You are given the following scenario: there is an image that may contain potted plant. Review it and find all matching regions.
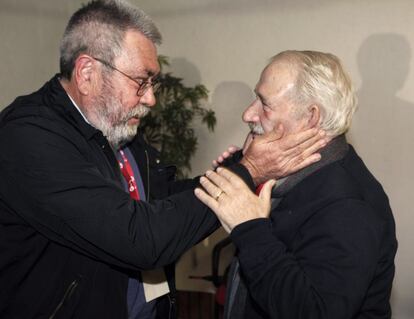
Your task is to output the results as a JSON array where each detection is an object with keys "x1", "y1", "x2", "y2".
[{"x1": 140, "y1": 56, "x2": 216, "y2": 178}]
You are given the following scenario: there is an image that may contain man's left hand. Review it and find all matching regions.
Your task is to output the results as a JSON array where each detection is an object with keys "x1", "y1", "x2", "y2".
[
  {"x1": 195, "y1": 167, "x2": 276, "y2": 233},
  {"x1": 211, "y1": 145, "x2": 241, "y2": 169}
]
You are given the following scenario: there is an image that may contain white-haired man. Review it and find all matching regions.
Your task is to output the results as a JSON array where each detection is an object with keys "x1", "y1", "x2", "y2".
[
  {"x1": 0, "y1": 3, "x2": 328, "y2": 319},
  {"x1": 196, "y1": 50, "x2": 397, "y2": 319}
]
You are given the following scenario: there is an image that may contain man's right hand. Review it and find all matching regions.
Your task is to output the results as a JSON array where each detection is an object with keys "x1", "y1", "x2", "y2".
[
  {"x1": 212, "y1": 145, "x2": 241, "y2": 169},
  {"x1": 240, "y1": 124, "x2": 328, "y2": 185}
]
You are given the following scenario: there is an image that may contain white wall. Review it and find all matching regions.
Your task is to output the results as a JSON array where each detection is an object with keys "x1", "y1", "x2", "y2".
[{"x1": 1, "y1": 0, "x2": 413, "y2": 317}]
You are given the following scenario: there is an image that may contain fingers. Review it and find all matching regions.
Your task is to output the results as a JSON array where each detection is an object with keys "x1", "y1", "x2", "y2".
[
  {"x1": 199, "y1": 175, "x2": 223, "y2": 199},
  {"x1": 203, "y1": 169, "x2": 234, "y2": 195},
  {"x1": 227, "y1": 145, "x2": 241, "y2": 153},
  {"x1": 257, "y1": 179, "x2": 275, "y2": 218},
  {"x1": 258, "y1": 179, "x2": 276, "y2": 201},
  {"x1": 194, "y1": 187, "x2": 219, "y2": 211},
  {"x1": 215, "y1": 167, "x2": 248, "y2": 192},
  {"x1": 283, "y1": 128, "x2": 323, "y2": 149},
  {"x1": 211, "y1": 153, "x2": 228, "y2": 169},
  {"x1": 219, "y1": 152, "x2": 228, "y2": 160},
  {"x1": 287, "y1": 153, "x2": 322, "y2": 173},
  {"x1": 195, "y1": 185, "x2": 232, "y2": 234},
  {"x1": 211, "y1": 145, "x2": 241, "y2": 168},
  {"x1": 280, "y1": 131, "x2": 328, "y2": 173},
  {"x1": 283, "y1": 131, "x2": 327, "y2": 158},
  {"x1": 297, "y1": 136, "x2": 326, "y2": 158},
  {"x1": 203, "y1": 168, "x2": 248, "y2": 196}
]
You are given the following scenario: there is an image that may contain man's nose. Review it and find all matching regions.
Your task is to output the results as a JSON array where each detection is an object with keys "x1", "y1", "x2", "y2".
[
  {"x1": 139, "y1": 86, "x2": 157, "y2": 107},
  {"x1": 242, "y1": 99, "x2": 260, "y2": 123}
]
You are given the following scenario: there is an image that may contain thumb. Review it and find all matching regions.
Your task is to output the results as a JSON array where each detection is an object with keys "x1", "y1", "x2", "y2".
[
  {"x1": 259, "y1": 179, "x2": 277, "y2": 201},
  {"x1": 228, "y1": 145, "x2": 241, "y2": 152}
]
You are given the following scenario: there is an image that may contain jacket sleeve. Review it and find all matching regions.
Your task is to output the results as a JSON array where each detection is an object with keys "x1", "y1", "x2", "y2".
[
  {"x1": 230, "y1": 199, "x2": 384, "y2": 319},
  {"x1": 147, "y1": 147, "x2": 253, "y2": 199},
  {"x1": 0, "y1": 120, "x2": 219, "y2": 271},
  {"x1": 158, "y1": 162, "x2": 254, "y2": 198}
]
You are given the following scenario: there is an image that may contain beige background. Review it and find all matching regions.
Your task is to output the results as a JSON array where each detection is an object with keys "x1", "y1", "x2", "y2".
[{"x1": 1, "y1": 0, "x2": 413, "y2": 318}]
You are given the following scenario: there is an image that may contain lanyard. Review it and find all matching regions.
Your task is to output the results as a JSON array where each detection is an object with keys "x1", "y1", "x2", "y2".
[{"x1": 118, "y1": 150, "x2": 140, "y2": 200}]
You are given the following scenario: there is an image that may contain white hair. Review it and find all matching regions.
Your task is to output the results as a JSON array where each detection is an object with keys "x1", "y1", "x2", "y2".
[{"x1": 271, "y1": 50, "x2": 357, "y2": 137}]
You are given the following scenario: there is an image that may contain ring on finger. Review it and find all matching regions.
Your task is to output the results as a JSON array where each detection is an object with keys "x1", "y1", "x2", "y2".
[{"x1": 215, "y1": 190, "x2": 224, "y2": 201}]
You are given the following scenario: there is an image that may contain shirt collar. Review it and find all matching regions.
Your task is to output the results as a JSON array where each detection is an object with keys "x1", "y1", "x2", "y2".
[{"x1": 66, "y1": 92, "x2": 91, "y2": 124}]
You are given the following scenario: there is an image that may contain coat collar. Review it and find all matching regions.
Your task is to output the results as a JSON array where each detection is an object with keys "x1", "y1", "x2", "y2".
[{"x1": 47, "y1": 74, "x2": 102, "y2": 141}]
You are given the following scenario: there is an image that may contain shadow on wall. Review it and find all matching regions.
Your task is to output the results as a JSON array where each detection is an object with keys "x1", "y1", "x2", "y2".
[
  {"x1": 169, "y1": 57, "x2": 202, "y2": 87},
  {"x1": 349, "y1": 33, "x2": 414, "y2": 192},
  {"x1": 349, "y1": 33, "x2": 414, "y2": 316},
  {"x1": 194, "y1": 81, "x2": 254, "y2": 175},
  {"x1": 168, "y1": 59, "x2": 255, "y2": 175},
  {"x1": 166, "y1": 59, "x2": 254, "y2": 172},
  {"x1": 211, "y1": 81, "x2": 254, "y2": 143},
  {"x1": 168, "y1": 57, "x2": 209, "y2": 175}
]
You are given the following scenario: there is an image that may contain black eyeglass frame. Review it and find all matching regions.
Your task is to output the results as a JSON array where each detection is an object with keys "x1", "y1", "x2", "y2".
[{"x1": 92, "y1": 57, "x2": 160, "y2": 97}]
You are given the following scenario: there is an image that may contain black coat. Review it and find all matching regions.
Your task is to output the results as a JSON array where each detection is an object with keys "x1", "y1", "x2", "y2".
[
  {"x1": 229, "y1": 145, "x2": 397, "y2": 319},
  {"x1": 0, "y1": 76, "x2": 252, "y2": 318},
  {"x1": 123, "y1": 133, "x2": 198, "y2": 319}
]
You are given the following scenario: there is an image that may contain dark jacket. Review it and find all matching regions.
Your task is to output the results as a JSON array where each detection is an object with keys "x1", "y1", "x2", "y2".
[
  {"x1": 229, "y1": 143, "x2": 397, "y2": 319},
  {"x1": 124, "y1": 133, "x2": 197, "y2": 319},
  {"x1": 0, "y1": 75, "x2": 252, "y2": 319}
]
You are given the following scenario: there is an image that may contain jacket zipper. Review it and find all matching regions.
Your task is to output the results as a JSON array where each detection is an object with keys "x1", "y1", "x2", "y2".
[
  {"x1": 167, "y1": 293, "x2": 176, "y2": 319},
  {"x1": 49, "y1": 279, "x2": 79, "y2": 319},
  {"x1": 145, "y1": 151, "x2": 175, "y2": 318},
  {"x1": 144, "y1": 150, "x2": 150, "y2": 200}
]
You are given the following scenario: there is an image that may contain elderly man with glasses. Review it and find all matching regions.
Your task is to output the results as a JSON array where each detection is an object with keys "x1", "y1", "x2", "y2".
[{"x1": 0, "y1": 1, "x2": 327, "y2": 319}]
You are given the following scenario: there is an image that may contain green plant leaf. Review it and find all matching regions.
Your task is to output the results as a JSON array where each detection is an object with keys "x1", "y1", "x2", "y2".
[{"x1": 140, "y1": 56, "x2": 217, "y2": 177}]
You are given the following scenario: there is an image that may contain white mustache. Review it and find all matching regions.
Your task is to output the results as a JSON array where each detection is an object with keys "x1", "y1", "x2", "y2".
[{"x1": 248, "y1": 122, "x2": 265, "y2": 135}]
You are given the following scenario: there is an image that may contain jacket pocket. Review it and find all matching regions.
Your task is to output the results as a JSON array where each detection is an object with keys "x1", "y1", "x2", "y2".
[{"x1": 49, "y1": 276, "x2": 82, "y2": 319}]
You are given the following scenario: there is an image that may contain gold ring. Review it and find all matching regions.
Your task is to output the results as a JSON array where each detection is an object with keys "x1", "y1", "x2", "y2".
[{"x1": 215, "y1": 190, "x2": 224, "y2": 201}]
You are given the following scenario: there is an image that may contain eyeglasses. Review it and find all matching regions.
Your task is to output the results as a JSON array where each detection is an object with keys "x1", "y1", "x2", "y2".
[{"x1": 92, "y1": 57, "x2": 161, "y2": 97}]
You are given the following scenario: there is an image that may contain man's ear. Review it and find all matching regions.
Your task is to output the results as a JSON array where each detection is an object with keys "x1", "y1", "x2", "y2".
[
  {"x1": 307, "y1": 104, "x2": 320, "y2": 128},
  {"x1": 73, "y1": 55, "x2": 95, "y2": 96}
]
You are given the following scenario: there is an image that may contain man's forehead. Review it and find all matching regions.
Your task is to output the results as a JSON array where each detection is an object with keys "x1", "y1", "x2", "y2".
[
  {"x1": 256, "y1": 62, "x2": 296, "y2": 100},
  {"x1": 118, "y1": 30, "x2": 160, "y2": 76}
]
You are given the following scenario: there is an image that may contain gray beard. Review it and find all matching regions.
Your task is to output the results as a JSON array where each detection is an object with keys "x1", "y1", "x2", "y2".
[
  {"x1": 103, "y1": 103, "x2": 150, "y2": 150},
  {"x1": 88, "y1": 80, "x2": 151, "y2": 150}
]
